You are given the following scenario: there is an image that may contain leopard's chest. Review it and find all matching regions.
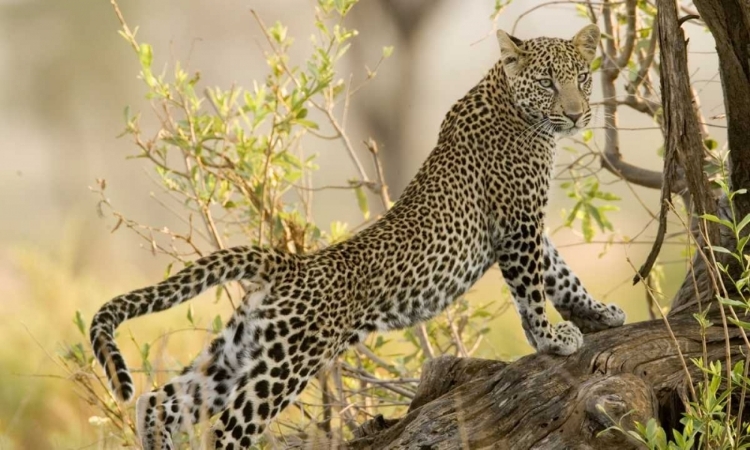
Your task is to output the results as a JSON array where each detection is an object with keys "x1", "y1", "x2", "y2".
[{"x1": 374, "y1": 255, "x2": 495, "y2": 329}]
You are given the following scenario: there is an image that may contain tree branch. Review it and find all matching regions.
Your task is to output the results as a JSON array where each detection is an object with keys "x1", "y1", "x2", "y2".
[
  {"x1": 615, "y1": 0, "x2": 638, "y2": 70},
  {"x1": 692, "y1": 0, "x2": 750, "y2": 217},
  {"x1": 600, "y1": 152, "x2": 668, "y2": 190},
  {"x1": 597, "y1": 0, "x2": 678, "y2": 192},
  {"x1": 648, "y1": 0, "x2": 719, "y2": 280}
]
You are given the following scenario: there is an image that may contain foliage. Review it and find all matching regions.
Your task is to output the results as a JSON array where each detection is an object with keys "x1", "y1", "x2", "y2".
[
  {"x1": 604, "y1": 348, "x2": 750, "y2": 449},
  {"x1": 605, "y1": 166, "x2": 750, "y2": 448}
]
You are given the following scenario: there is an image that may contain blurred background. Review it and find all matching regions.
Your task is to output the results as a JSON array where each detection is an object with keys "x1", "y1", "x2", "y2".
[{"x1": 0, "y1": 0, "x2": 724, "y2": 447}]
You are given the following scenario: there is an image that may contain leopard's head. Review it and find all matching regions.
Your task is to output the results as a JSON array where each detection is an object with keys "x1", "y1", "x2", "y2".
[{"x1": 496, "y1": 25, "x2": 600, "y2": 136}]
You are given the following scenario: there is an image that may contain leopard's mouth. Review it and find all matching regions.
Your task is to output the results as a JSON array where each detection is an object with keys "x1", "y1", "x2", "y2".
[
  {"x1": 541, "y1": 114, "x2": 576, "y2": 133},
  {"x1": 551, "y1": 122, "x2": 579, "y2": 136},
  {"x1": 550, "y1": 121, "x2": 576, "y2": 131}
]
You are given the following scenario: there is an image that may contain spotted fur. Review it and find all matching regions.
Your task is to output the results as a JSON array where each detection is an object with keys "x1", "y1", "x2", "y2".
[{"x1": 90, "y1": 24, "x2": 625, "y2": 449}]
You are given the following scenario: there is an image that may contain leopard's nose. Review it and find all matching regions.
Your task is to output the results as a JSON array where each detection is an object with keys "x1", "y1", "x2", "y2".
[{"x1": 564, "y1": 111, "x2": 582, "y2": 123}]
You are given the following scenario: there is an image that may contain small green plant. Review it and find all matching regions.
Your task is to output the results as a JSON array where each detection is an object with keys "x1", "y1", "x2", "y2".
[
  {"x1": 605, "y1": 153, "x2": 750, "y2": 449},
  {"x1": 604, "y1": 358, "x2": 750, "y2": 449}
]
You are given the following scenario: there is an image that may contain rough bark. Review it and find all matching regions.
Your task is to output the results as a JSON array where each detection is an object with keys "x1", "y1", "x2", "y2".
[
  {"x1": 347, "y1": 311, "x2": 742, "y2": 449},
  {"x1": 340, "y1": 1, "x2": 750, "y2": 448},
  {"x1": 636, "y1": 0, "x2": 718, "y2": 287},
  {"x1": 692, "y1": 0, "x2": 750, "y2": 216}
]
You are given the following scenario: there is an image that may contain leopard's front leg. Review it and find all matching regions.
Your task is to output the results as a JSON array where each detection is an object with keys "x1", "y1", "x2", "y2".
[
  {"x1": 542, "y1": 235, "x2": 625, "y2": 333},
  {"x1": 497, "y1": 220, "x2": 583, "y2": 355}
]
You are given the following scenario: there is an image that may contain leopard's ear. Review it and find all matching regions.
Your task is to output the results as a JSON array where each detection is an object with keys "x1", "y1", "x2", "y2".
[
  {"x1": 496, "y1": 30, "x2": 526, "y2": 77},
  {"x1": 572, "y1": 24, "x2": 600, "y2": 63}
]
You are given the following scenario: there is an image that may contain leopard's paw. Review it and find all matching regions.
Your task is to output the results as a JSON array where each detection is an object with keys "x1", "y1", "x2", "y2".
[
  {"x1": 569, "y1": 302, "x2": 626, "y2": 333},
  {"x1": 537, "y1": 321, "x2": 583, "y2": 356},
  {"x1": 136, "y1": 393, "x2": 175, "y2": 450},
  {"x1": 601, "y1": 303, "x2": 626, "y2": 327}
]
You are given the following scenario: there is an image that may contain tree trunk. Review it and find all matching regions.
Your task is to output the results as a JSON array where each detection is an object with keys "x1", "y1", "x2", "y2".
[
  {"x1": 348, "y1": 312, "x2": 742, "y2": 449},
  {"x1": 343, "y1": 0, "x2": 750, "y2": 448},
  {"x1": 692, "y1": 0, "x2": 750, "y2": 215}
]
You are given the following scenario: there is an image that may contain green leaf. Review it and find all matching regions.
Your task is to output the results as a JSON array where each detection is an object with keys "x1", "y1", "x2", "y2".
[
  {"x1": 473, "y1": 310, "x2": 492, "y2": 318},
  {"x1": 565, "y1": 202, "x2": 582, "y2": 227},
  {"x1": 73, "y1": 310, "x2": 86, "y2": 336},
  {"x1": 738, "y1": 235, "x2": 750, "y2": 254},
  {"x1": 269, "y1": 21, "x2": 288, "y2": 45},
  {"x1": 212, "y1": 314, "x2": 223, "y2": 334},
  {"x1": 352, "y1": 183, "x2": 370, "y2": 220},
  {"x1": 582, "y1": 129, "x2": 593, "y2": 143},
  {"x1": 701, "y1": 213, "x2": 734, "y2": 230},
  {"x1": 137, "y1": 43, "x2": 157, "y2": 88},
  {"x1": 704, "y1": 138, "x2": 718, "y2": 150},
  {"x1": 586, "y1": 204, "x2": 612, "y2": 232},
  {"x1": 592, "y1": 190, "x2": 621, "y2": 201},
  {"x1": 582, "y1": 207, "x2": 594, "y2": 242},
  {"x1": 164, "y1": 262, "x2": 173, "y2": 279},
  {"x1": 382, "y1": 46, "x2": 394, "y2": 58},
  {"x1": 574, "y1": 3, "x2": 589, "y2": 19},
  {"x1": 65, "y1": 343, "x2": 87, "y2": 366},
  {"x1": 737, "y1": 214, "x2": 750, "y2": 233},
  {"x1": 491, "y1": 0, "x2": 513, "y2": 18},
  {"x1": 590, "y1": 56, "x2": 602, "y2": 72},
  {"x1": 293, "y1": 118, "x2": 319, "y2": 130},
  {"x1": 728, "y1": 316, "x2": 750, "y2": 331},
  {"x1": 333, "y1": 0, "x2": 356, "y2": 15},
  {"x1": 138, "y1": 43, "x2": 153, "y2": 70},
  {"x1": 673, "y1": 430, "x2": 686, "y2": 448},
  {"x1": 140, "y1": 342, "x2": 151, "y2": 360},
  {"x1": 329, "y1": 221, "x2": 350, "y2": 242},
  {"x1": 718, "y1": 296, "x2": 747, "y2": 308},
  {"x1": 709, "y1": 245, "x2": 733, "y2": 255},
  {"x1": 644, "y1": 418, "x2": 658, "y2": 440}
]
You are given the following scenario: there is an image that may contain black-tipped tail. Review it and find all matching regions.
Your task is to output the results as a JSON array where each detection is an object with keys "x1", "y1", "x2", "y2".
[
  {"x1": 89, "y1": 245, "x2": 269, "y2": 401},
  {"x1": 91, "y1": 324, "x2": 135, "y2": 401}
]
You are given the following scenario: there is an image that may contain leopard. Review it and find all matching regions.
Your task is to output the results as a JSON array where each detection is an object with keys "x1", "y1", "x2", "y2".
[{"x1": 89, "y1": 23, "x2": 626, "y2": 449}]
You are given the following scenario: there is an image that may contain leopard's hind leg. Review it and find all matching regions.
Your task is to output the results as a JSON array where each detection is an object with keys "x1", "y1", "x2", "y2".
[
  {"x1": 135, "y1": 289, "x2": 268, "y2": 450},
  {"x1": 136, "y1": 280, "x2": 356, "y2": 448},
  {"x1": 207, "y1": 294, "x2": 354, "y2": 449}
]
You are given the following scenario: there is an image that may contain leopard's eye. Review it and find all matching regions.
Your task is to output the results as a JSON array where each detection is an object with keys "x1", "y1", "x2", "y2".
[
  {"x1": 538, "y1": 78, "x2": 553, "y2": 89},
  {"x1": 578, "y1": 72, "x2": 589, "y2": 83}
]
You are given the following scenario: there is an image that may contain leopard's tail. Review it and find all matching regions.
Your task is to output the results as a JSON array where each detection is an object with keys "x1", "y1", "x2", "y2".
[{"x1": 89, "y1": 245, "x2": 273, "y2": 402}]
